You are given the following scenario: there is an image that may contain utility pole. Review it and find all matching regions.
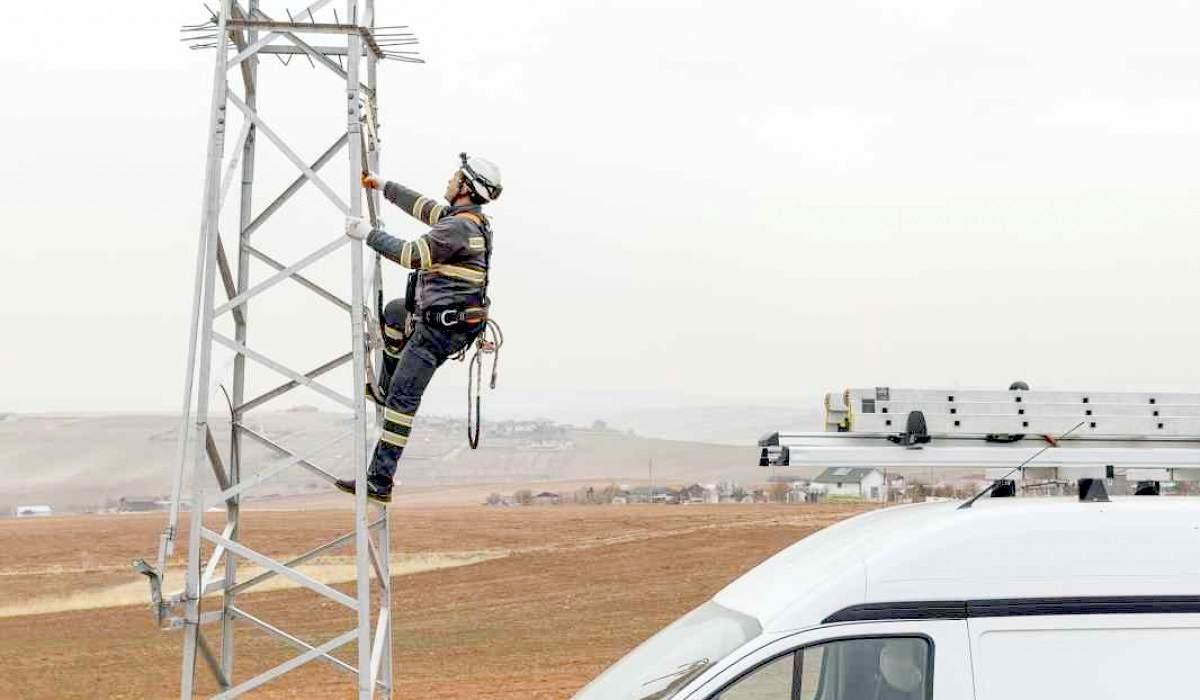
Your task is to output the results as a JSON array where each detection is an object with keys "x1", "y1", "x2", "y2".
[
  {"x1": 138, "y1": 3, "x2": 423, "y2": 697},
  {"x1": 648, "y1": 456, "x2": 654, "y2": 505}
]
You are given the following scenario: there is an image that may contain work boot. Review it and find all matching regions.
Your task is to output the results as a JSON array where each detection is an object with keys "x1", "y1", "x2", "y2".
[{"x1": 334, "y1": 478, "x2": 392, "y2": 504}]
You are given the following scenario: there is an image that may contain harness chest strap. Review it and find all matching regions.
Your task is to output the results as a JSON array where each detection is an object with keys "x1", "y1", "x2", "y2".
[{"x1": 419, "y1": 211, "x2": 491, "y2": 329}]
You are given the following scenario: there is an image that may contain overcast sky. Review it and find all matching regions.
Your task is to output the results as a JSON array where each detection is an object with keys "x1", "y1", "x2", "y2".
[{"x1": 4, "y1": 0, "x2": 1200, "y2": 425}]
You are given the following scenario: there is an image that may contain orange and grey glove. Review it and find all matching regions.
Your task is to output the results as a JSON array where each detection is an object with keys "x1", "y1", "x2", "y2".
[{"x1": 361, "y1": 171, "x2": 383, "y2": 190}]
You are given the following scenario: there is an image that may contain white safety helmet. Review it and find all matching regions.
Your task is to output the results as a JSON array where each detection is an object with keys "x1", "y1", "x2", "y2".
[{"x1": 459, "y1": 152, "x2": 503, "y2": 203}]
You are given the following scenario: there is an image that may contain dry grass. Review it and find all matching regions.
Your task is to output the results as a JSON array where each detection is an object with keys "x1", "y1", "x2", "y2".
[
  {"x1": 0, "y1": 503, "x2": 869, "y2": 698},
  {"x1": 0, "y1": 552, "x2": 503, "y2": 618}
]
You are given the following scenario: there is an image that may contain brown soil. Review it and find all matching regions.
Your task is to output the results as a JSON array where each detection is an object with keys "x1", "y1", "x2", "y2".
[{"x1": 0, "y1": 504, "x2": 868, "y2": 698}]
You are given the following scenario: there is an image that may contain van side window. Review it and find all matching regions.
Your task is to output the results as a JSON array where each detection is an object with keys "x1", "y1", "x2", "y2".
[
  {"x1": 714, "y1": 652, "x2": 795, "y2": 700},
  {"x1": 713, "y1": 636, "x2": 932, "y2": 700}
]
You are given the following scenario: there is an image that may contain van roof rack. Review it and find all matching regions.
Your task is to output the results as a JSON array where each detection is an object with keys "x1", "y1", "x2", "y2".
[{"x1": 759, "y1": 385, "x2": 1200, "y2": 498}]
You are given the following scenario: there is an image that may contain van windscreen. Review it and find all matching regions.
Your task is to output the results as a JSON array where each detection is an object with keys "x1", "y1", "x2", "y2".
[{"x1": 574, "y1": 601, "x2": 762, "y2": 700}]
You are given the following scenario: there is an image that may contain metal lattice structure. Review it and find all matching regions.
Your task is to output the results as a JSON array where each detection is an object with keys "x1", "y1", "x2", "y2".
[{"x1": 135, "y1": 1, "x2": 421, "y2": 696}]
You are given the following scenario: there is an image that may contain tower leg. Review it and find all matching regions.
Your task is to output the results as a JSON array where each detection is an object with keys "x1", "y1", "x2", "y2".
[
  {"x1": 364, "y1": 1, "x2": 392, "y2": 694},
  {"x1": 182, "y1": 3, "x2": 232, "y2": 696},
  {"x1": 221, "y1": 0, "x2": 261, "y2": 683},
  {"x1": 345, "y1": 7, "x2": 373, "y2": 697}
]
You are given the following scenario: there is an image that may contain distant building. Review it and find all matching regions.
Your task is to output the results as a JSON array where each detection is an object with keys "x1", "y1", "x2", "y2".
[
  {"x1": 786, "y1": 480, "x2": 811, "y2": 504},
  {"x1": 811, "y1": 468, "x2": 886, "y2": 502},
  {"x1": 652, "y1": 488, "x2": 679, "y2": 504},
  {"x1": 627, "y1": 486, "x2": 675, "y2": 504},
  {"x1": 14, "y1": 505, "x2": 52, "y2": 517},
  {"x1": 680, "y1": 483, "x2": 719, "y2": 504},
  {"x1": 118, "y1": 497, "x2": 167, "y2": 513},
  {"x1": 532, "y1": 491, "x2": 562, "y2": 506}
]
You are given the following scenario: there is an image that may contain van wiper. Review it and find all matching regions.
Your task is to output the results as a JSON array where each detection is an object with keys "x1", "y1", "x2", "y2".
[{"x1": 638, "y1": 659, "x2": 711, "y2": 700}]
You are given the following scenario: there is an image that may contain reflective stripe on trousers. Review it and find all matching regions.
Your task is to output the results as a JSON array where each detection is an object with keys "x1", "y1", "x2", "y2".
[{"x1": 367, "y1": 322, "x2": 481, "y2": 489}]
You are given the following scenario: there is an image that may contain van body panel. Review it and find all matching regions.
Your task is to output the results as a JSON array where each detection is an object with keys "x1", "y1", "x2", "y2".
[
  {"x1": 864, "y1": 500, "x2": 1200, "y2": 603},
  {"x1": 968, "y1": 613, "x2": 1200, "y2": 700},
  {"x1": 711, "y1": 498, "x2": 1200, "y2": 634}
]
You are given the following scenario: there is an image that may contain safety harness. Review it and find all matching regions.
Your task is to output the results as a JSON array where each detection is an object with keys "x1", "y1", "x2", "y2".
[
  {"x1": 364, "y1": 208, "x2": 503, "y2": 449},
  {"x1": 448, "y1": 210, "x2": 502, "y2": 449}
]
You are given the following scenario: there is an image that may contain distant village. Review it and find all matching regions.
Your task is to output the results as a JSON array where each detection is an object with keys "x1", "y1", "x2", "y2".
[
  {"x1": 8, "y1": 466, "x2": 957, "y2": 517},
  {"x1": 484, "y1": 467, "x2": 987, "y2": 507},
  {"x1": 17, "y1": 464, "x2": 1184, "y2": 517}
]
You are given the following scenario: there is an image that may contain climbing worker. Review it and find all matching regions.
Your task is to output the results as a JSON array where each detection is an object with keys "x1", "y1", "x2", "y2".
[{"x1": 337, "y1": 153, "x2": 502, "y2": 504}]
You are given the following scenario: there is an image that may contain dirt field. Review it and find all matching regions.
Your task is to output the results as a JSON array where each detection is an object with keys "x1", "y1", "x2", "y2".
[{"x1": 0, "y1": 503, "x2": 870, "y2": 698}]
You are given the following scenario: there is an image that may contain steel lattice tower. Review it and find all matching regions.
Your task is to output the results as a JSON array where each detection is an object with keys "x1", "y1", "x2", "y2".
[{"x1": 136, "y1": 1, "x2": 421, "y2": 696}]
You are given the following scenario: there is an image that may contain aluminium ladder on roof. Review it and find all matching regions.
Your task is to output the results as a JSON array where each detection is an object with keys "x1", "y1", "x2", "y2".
[
  {"x1": 836, "y1": 387, "x2": 1200, "y2": 438},
  {"x1": 762, "y1": 387, "x2": 1200, "y2": 483}
]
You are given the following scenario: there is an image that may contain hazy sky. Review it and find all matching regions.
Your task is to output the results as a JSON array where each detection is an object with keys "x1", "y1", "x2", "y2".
[{"x1": 4, "y1": 0, "x2": 1200, "y2": 424}]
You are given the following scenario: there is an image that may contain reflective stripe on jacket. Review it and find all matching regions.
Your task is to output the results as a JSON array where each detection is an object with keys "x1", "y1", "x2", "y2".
[{"x1": 367, "y1": 181, "x2": 492, "y2": 310}]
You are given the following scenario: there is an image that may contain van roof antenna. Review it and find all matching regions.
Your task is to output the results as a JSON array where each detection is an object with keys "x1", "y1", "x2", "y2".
[{"x1": 958, "y1": 420, "x2": 1086, "y2": 510}]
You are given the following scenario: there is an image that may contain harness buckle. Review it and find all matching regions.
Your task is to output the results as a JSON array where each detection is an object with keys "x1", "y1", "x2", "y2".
[{"x1": 438, "y1": 309, "x2": 460, "y2": 327}]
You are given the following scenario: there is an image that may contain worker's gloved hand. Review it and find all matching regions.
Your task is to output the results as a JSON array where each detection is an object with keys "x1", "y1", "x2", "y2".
[
  {"x1": 361, "y1": 171, "x2": 383, "y2": 190},
  {"x1": 345, "y1": 216, "x2": 372, "y2": 241}
]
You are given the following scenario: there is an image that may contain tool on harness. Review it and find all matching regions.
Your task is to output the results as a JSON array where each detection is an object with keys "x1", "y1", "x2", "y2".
[
  {"x1": 404, "y1": 270, "x2": 419, "y2": 314},
  {"x1": 467, "y1": 319, "x2": 503, "y2": 449}
]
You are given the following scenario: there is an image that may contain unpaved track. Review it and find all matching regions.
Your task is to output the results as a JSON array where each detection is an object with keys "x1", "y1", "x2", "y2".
[{"x1": 0, "y1": 504, "x2": 869, "y2": 698}]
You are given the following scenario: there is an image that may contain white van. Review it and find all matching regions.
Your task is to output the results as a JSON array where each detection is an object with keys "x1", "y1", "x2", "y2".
[{"x1": 575, "y1": 497, "x2": 1200, "y2": 699}]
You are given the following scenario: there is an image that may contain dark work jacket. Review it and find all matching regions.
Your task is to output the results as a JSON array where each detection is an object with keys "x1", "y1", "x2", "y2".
[{"x1": 366, "y1": 181, "x2": 492, "y2": 311}]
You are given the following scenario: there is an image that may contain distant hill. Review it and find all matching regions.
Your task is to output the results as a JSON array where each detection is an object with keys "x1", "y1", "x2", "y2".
[
  {"x1": 0, "y1": 412, "x2": 818, "y2": 512},
  {"x1": 403, "y1": 388, "x2": 828, "y2": 445},
  {"x1": 579, "y1": 403, "x2": 826, "y2": 445}
]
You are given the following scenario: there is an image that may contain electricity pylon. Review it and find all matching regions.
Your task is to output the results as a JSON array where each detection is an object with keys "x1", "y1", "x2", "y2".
[{"x1": 135, "y1": 2, "x2": 421, "y2": 696}]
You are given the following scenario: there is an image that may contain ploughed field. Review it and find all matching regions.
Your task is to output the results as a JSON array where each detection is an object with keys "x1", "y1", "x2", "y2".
[{"x1": 0, "y1": 503, "x2": 869, "y2": 698}]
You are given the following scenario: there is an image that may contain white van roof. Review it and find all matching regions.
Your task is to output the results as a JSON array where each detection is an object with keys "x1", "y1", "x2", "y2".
[{"x1": 713, "y1": 497, "x2": 1200, "y2": 633}]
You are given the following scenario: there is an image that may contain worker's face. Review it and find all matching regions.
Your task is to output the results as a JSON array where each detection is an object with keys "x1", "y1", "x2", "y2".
[{"x1": 444, "y1": 170, "x2": 466, "y2": 202}]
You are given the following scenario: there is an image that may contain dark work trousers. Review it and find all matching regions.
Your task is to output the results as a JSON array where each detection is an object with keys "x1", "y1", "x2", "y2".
[{"x1": 368, "y1": 322, "x2": 480, "y2": 491}]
